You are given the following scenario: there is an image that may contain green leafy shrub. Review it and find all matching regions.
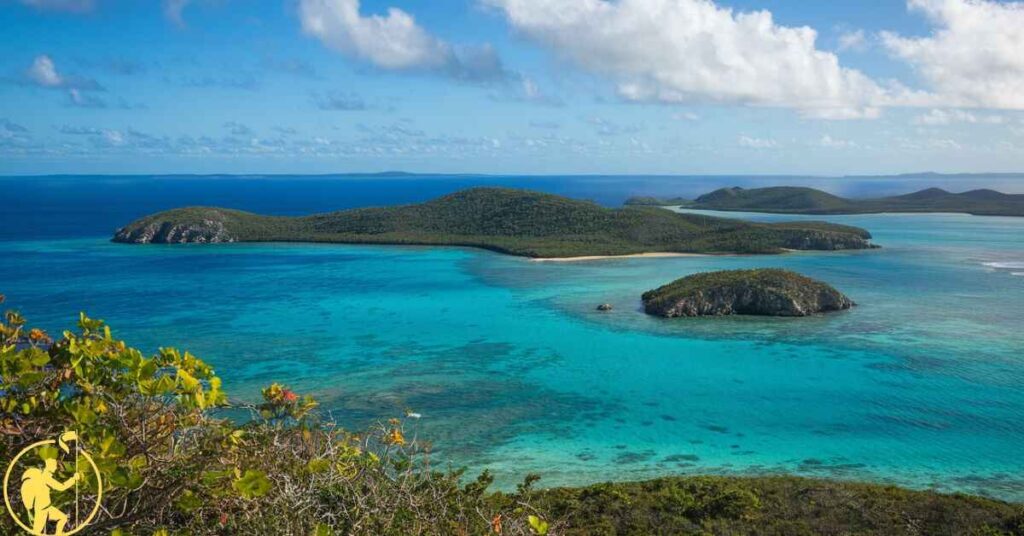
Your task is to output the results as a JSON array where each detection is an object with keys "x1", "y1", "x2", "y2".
[{"x1": 0, "y1": 296, "x2": 549, "y2": 535}]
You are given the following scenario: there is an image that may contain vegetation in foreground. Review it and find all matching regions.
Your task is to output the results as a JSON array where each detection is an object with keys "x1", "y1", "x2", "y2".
[
  {"x1": 625, "y1": 185, "x2": 1024, "y2": 217},
  {"x1": 3, "y1": 294, "x2": 1022, "y2": 535},
  {"x1": 112, "y1": 188, "x2": 875, "y2": 257}
]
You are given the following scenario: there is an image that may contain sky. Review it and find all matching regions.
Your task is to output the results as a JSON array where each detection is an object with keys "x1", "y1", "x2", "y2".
[{"x1": 1, "y1": 0, "x2": 1024, "y2": 176}]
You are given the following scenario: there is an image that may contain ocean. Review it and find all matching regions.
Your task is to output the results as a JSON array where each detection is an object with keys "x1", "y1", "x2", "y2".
[{"x1": 2, "y1": 174, "x2": 1023, "y2": 500}]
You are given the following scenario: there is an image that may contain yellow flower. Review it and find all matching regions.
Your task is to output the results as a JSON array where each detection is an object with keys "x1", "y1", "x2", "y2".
[
  {"x1": 28, "y1": 328, "x2": 47, "y2": 342},
  {"x1": 387, "y1": 428, "x2": 405, "y2": 446}
]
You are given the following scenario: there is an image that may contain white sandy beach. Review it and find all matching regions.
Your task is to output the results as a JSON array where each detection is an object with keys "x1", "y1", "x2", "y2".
[{"x1": 529, "y1": 252, "x2": 707, "y2": 262}]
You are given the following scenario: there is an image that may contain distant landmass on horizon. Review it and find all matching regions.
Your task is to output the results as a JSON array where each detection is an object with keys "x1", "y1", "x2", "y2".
[{"x1": 627, "y1": 185, "x2": 1024, "y2": 217}]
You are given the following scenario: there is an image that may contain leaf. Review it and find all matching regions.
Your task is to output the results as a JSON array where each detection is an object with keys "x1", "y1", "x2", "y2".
[
  {"x1": 528, "y1": 515, "x2": 549, "y2": 535},
  {"x1": 312, "y1": 524, "x2": 334, "y2": 536},
  {"x1": 201, "y1": 470, "x2": 232, "y2": 487},
  {"x1": 175, "y1": 490, "x2": 204, "y2": 513},
  {"x1": 306, "y1": 459, "x2": 330, "y2": 474},
  {"x1": 232, "y1": 469, "x2": 272, "y2": 500},
  {"x1": 176, "y1": 368, "x2": 200, "y2": 392}
]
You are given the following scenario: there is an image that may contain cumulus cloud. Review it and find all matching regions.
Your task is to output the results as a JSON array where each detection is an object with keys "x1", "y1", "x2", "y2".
[
  {"x1": 882, "y1": 0, "x2": 1024, "y2": 109},
  {"x1": 298, "y1": 0, "x2": 453, "y2": 70},
  {"x1": 23, "y1": 55, "x2": 103, "y2": 92},
  {"x1": 484, "y1": 0, "x2": 902, "y2": 119},
  {"x1": 298, "y1": 0, "x2": 520, "y2": 86},
  {"x1": 18, "y1": 0, "x2": 94, "y2": 12},
  {"x1": 27, "y1": 55, "x2": 64, "y2": 87}
]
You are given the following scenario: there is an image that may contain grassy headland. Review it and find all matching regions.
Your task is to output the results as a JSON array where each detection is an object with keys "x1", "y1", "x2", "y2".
[
  {"x1": 113, "y1": 187, "x2": 876, "y2": 257},
  {"x1": 626, "y1": 185, "x2": 1024, "y2": 217}
]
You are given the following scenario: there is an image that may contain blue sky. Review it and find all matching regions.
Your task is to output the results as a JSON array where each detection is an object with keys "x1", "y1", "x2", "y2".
[{"x1": 1, "y1": 0, "x2": 1023, "y2": 175}]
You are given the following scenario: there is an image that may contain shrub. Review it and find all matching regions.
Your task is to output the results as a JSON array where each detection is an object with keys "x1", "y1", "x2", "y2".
[{"x1": 0, "y1": 295, "x2": 549, "y2": 535}]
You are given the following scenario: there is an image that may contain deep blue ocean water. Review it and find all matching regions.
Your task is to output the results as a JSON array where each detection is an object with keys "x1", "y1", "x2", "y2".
[{"x1": 2, "y1": 175, "x2": 1023, "y2": 500}]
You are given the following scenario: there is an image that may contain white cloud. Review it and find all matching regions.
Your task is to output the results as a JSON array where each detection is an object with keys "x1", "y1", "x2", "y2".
[
  {"x1": 18, "y1": 0, "x2": 94, "y2": 12},
  {"x1": 912, "y1": 108, "x2": 1004, "y2": 126},
  {"x1": 837, "y1": 29, "x2": 868, "y2": 52},
  {"x1": 24, "y1": 55, "x2": 103, "y2": 94},
  {"x1": 897, "y1": 136, "x2": 964, "y2": 151},
  {"x1": 27, "y1": 55, "x2": 64, "y2": 87},
  {"x1": 66, "y1": 88, "x2": 106, "y2": 108},
  {"x1": 738, "y1": 135, "x2": 777, "y2": 149},
  {"x1": 298, "y1": 0, "x2": 451, "y2": 70},
  {"x1": 299, "y1": 0, "x2": 520, "y2": 88},
  {"x1": 484, "y1": 0, "x2": 899, "y2": 119},
  {"x1": 818, "y1": 134, "x2": 856, "y2": 148},
  {"x1": 882, "y1": 0, "x2": 1024, "y2": 109}
]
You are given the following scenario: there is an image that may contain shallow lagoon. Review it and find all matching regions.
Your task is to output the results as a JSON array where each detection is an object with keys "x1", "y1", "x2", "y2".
[{"x1": 3, "y1": 189, "x2": 1024, "y2": 500}]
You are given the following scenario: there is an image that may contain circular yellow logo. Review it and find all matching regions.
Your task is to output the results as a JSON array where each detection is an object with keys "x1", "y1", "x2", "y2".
[{"x1": 4, "y1": 431, "x2": 102, "y2": 536}]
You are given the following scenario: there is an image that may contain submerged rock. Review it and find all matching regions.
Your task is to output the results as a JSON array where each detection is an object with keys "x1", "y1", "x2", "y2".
[
  {"x1": 642, "y1": 269, "x2": 854, "y2": 318},
  {"x1": 596, "y1": 303, "x2": 614, "y2": 312}
]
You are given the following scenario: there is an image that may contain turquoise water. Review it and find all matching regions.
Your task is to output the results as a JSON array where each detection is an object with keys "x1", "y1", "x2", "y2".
[{"x1": 3, "y1": 206, "x2": 1024, "y2": 499}]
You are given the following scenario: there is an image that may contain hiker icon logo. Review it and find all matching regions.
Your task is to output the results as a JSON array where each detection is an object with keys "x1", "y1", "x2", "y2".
[{"x1": 4, "y1": 431, "x2": 103, "y2": 536}]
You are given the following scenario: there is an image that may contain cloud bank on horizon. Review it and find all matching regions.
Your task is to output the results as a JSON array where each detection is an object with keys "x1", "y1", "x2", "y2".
[{"x1": 1, "y1": 0, "x2": 1023, "y2": 175}]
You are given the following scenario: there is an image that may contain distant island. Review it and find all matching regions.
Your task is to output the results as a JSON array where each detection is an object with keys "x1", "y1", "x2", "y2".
[
  {"x1": 626, "y1": 186, "x2": 1024, "y2": 217},
  {"x1": 113, "y1": 188, "x2": 877, "y2": 258},
  {"x1": 642, "y1": 269, "x2": 854, "y2": 317}
]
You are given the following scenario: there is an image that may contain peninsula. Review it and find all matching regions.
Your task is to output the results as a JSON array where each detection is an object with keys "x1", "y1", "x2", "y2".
[
  {"x1": 626, "y1": 186, "x2": 1024, "y2": 217},
  {"x1": 113, "y1": 188, "x2": 876, "y2": 258},
  {"x1": 642, "y1": 269, "x2": 854, "y2": 317}
]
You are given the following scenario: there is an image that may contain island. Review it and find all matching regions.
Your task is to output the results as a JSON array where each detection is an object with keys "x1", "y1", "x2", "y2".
[
  {"x1": 113, "y1": 188, "x2": 876, "y2": 258},
  {"x1": 642, "y1": 269, "x2": 854, "y2": 317},
  {"x1": 626, "y1": 185, "x2": 1024, "y2": 217}
]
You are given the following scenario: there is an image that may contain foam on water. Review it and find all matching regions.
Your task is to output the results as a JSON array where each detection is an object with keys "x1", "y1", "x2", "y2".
[{"x1": 983, "y1": 261, "x2": 1024, "y2": 269}]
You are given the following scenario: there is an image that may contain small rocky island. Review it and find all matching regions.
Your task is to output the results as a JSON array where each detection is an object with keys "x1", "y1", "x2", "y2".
[{"x1": 642, "y1": 269, "x2": 854, "y2": 317}]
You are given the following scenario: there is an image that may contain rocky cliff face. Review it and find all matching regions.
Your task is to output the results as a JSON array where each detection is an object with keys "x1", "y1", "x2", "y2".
[
  {"x1": 778, "y1": 230, "x2": 874, "y2": 251},
  {"x1": 114, "y1": 219, "x2": 235, "y2": 244},
  {"x1": 642, "y1": 269, "x2": 854, "y2": 318}
]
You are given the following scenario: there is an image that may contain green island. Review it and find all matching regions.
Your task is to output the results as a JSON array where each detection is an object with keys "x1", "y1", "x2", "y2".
[
  {"x1": 2, "y1": 297, "x2": 1023, "y2": 535},
  {"x1": 626, "y1": 185, "x2": 1024, "y2": 217},
  {"x1": 642, "y1": 269, "x2": 854, "y2": 317},
  {"x1": 113, "y1": 187, "x2": 877, "y2": 257}
]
